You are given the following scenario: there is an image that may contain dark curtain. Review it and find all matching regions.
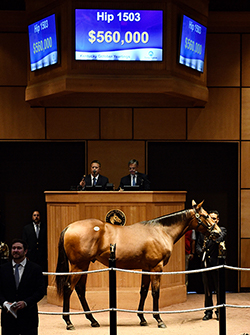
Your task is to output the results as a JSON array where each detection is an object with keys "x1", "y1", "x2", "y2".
[{"x1": 148, "y1": 142, "x2": 238, "y2": 292}]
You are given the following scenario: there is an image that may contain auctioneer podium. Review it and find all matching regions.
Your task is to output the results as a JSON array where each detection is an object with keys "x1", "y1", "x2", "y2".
[{"x1": 45, "y1": 191, "x2": 187, "y2": 310}]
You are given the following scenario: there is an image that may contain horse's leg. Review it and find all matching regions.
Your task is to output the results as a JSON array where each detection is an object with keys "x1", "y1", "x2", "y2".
[
  {"x1": 137, "y1": 273, "x2": 150, "y2": 326},
  {"x1": 75, "y1": 274, "x2": 100, "y2": 327},
  {"x1": 62, "y1": 272, "x2": 86, "y2": 330},
  {"x1": 151, "y1": 273, "x2": 166, "y2": 328},
  {"x1": 62, "y1": 280, "x2": 75, "y2": 330}
]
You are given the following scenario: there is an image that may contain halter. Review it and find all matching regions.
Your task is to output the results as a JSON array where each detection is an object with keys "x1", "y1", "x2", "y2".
[{"x1": 193, "y1": 206, "x2": 216, "y2": 233}]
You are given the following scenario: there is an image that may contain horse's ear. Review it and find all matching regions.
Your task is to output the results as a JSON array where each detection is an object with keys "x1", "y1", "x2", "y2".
[
  {"x1": 197, "y1": 200, "x2": 205, "y2": 209},
  {"x1": 192, "y1": 200, "x2": 204, "y2": 210}
]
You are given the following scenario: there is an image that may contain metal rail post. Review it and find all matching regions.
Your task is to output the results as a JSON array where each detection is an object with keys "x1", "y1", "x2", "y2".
[
  {"x1": 109, "y1": 244, "x2": 117, "y2": 335},
  {"x1": 218, "y1": 255, "x2": 226, "y2": 335}
]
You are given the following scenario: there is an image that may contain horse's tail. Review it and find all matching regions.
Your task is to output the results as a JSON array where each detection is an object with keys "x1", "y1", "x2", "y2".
[{"x1": 55, "y1": 227, "x2": 70, "y2": 297}]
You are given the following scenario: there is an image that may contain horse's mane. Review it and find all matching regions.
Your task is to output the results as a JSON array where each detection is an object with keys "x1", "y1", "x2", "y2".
[{"x1": 140, "y1": 209, "x2": 190, "y2": 227}]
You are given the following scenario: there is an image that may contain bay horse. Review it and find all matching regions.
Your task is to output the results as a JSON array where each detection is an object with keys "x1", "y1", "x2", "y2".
[{"x1": 55, "y1": 200, "x2": 221, "y2": 330}]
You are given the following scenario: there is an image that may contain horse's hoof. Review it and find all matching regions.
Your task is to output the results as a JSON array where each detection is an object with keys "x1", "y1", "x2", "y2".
[
  {"x1": 66, "y1": 324, "x2": 75, "y2": 330},
  {"x1": 91, "y1": 321, "x2": 100, "y2": 327},
  {"x1": 140, "y1": 321, "x2": 148, "y2": 326},
  {"x1": 158, "y1": 321, "x2": 166, "y2": 328}
]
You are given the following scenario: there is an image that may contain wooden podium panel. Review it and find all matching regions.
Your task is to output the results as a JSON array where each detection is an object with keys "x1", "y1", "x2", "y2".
[{"x1": 45, "y1": 191, "x2": 187, "y2": 310}]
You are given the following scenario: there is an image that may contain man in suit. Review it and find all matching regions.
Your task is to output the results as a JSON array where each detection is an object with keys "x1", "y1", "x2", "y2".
[
  {"x1": 78, "y1": 160, "x2": 109, "y2": 190},
  {"x1": 0, "y1": 238, "x2": 44, "y2": 335},
  {"x1": 196, "y1": 210, "x2": 227, "y2": 321},
  {"x1": 119, "y1": 159, "x2": 150, "y2": 190},
  {"x1": 22, "y1": 211, "x2": 47, "y2": 274}
]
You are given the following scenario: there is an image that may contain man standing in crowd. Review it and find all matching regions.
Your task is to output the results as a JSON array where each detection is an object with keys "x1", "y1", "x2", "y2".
[
  {"x1": 0, "y1": 238, "x2": 44, "y2": 335},
  {"x1": 196, "y1": 210, "x2": 227, "y2": 321},
  {"x1": 78, "y1": 160, "x2": 109, "y2": 190},
  {"x1": 119, "y1": 159, "x2": 150, "y2": 190},
  {"x1": 22, "y1": 211, "x2": 47, "y2": 289}
]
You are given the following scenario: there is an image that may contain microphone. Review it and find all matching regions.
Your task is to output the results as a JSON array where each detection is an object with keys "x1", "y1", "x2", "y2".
[{"x1": 93, "y1": 170, "x2": 96, "y2": 177}]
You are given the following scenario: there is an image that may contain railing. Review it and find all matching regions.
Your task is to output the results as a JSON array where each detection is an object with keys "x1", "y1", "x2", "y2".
[{"x1": 41, "y1": 245, "x2": 250, "y2": 335}]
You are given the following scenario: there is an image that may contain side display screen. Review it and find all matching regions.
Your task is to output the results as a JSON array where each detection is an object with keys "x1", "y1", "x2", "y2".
[
  {"x1": 75, "y1": 9, "x2": 163, "y2": 61},
  {"x1": 28, "y1": 14, "x2": 58, "y2": 71},
  {"x1": 179, "y1": 15, "x2": 207, "y2": 73}
]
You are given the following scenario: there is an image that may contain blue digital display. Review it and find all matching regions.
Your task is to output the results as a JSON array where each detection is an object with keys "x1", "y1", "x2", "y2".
[
  {"x1": 179, "y1": 15, "x2": 207, "y2": 73},
  {"x1": 75, "y1": 9, "x2": 163, "y2": 61},
  {"x1": 28, "y1": 14, "x2": 58, "y2": 71}
]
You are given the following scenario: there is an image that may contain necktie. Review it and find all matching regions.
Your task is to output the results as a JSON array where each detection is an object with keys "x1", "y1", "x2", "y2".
[
  {"x1": 35, "y1": 224, "x2": 39, "y2": 238},
  {"x1": 15, "y1": 264, "x2": 20, "y2": 288},
  {"x1": 93, "y1": 177, "x2": 97, "y2": 185},
  {"x1": 133, "y1": 175, "x2": 136, "y2": 186}
]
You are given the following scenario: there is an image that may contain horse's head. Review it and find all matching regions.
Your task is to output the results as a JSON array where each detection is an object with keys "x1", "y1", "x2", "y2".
[{"x1": 191, "y1": 200, "x2": 221, "y2": 240}]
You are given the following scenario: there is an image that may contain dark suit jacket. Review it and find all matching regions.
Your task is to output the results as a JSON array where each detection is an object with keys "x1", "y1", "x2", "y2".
[
  {"x1": 78, "y1": 174, "x2": 109, "y2": 190},
  {"x1": 22, "y1": 223, "x2": 47, "y2": 271},
  {"x1": 196, "y1": 227, "x2": 227, "y2": 267},
  {"x1": 0, "y1": 260, "x2": 44, "y2": 332},
  {"x1": 119, "y1": 173, "x2": 150, "y2": 191}
]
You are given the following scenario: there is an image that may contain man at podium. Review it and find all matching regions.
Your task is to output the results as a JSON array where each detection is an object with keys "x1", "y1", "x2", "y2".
[
  {"x1": 118, "y1": 159, "x2": 150, "y2": 191},
  {"x1": 77, "y1": 160, "x2": 109, "y2": 191}
]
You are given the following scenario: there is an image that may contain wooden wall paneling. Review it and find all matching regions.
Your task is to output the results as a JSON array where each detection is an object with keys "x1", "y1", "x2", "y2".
[
  {"x1": 241, "y1": 190, "x2": 250, "y2": 238},
  {"x1": 0, "y1": 11, "x2": 27, "y2": 32},
  {"x1": 242, "y1": 88, "x2": 250, "y2": 140},
  {"x1": 0, "y1": 33, "x2": 27, "y2": 85},
  {"x1": 207, "y1": 34, "x2": 240, "y2": 87},
  {"x1": 208, "y1": 12, "x2": 250, "y2": 34},
  {"x1": 27, "y1": 92, "x2": 209, "y2": 108},
  {"x1": 46, "y1": 108, "x2": 100, "y2": 139},
  {"x1": 241, "y1": 142, "x2": 250, "y2": 188},
  {"x1": 188, "y1": 88, "x2": 240, "y2": 140},
  {"x1": 0, "y1": 87, "x2": 45, "y2": 139},
  {"x1": 134, "y1": 108, "x2": 186, "y2": 140},
  {"x1": 241, "y1": 34, "x2": 250, "y2": 86},
  {"x1": 100, "y1": 108, "x2": 133, "y2": 140},
  {"x1": 87, "y1": 140, "x2": 146, "y2": 188},
  {"x1": 241, "y1": 239, "x2": 250, "y2": 287},
  {"x1": 47, "y1": 203, "x2": 79, "y2": 286}
]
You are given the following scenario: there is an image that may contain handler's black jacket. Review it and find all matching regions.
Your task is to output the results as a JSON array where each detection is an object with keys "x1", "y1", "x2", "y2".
[{"x1": 196, "y1": 227, "x2": 227, "y2": 267}]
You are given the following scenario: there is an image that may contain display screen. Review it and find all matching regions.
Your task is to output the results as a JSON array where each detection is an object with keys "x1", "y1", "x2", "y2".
[
  {"x1": 179, "y1": 15, "x2": 207, "y2": 73},
  {"x1": 75, "y1": 9, "x2": 163, "y2": 61},
  {"x1": 28, "y1": 14, "x2": 58, "y2": 71}
]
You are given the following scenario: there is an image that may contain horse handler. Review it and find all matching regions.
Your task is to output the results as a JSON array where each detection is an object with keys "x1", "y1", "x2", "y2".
[
  {"x1": 196, "y1": 210, "x2": 227, "y2": 321},
  {"x1": 0, "y1": 238, "x2": 44, "y2": 335}
]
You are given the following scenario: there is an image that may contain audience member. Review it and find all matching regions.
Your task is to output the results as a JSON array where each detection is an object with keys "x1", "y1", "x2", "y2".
[
  {"x1": 0, "y1": 238, "x2": 44, "y2": 335},
  {"x1": 22, "y1": 211, "x2": 47, "y2": 289},
  {"x1": 119, "y1": 159, "x2": 150, "y2": 190},
  {"x1": 77, "y1": 160, "x2": 109, "y2": 190}
]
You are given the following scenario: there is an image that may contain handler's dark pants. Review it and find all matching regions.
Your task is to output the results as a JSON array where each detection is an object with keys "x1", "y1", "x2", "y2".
[{"x1": 202, "y1": 267, "x2": 219, "y2": 316}]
